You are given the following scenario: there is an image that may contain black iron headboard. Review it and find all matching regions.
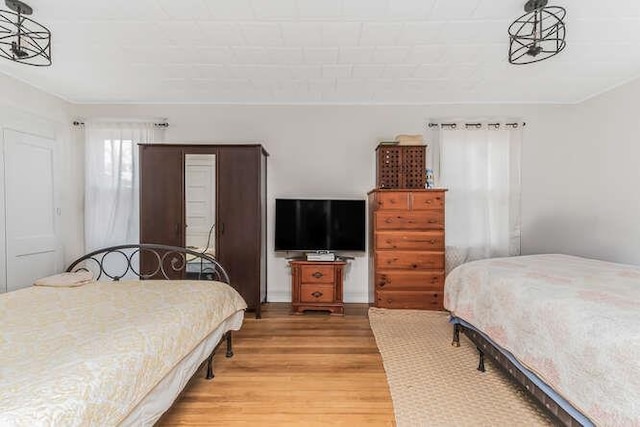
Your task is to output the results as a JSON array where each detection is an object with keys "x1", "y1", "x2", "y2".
[{"x1": 65, "y1": 244, "x2": 231, "y2": 284}]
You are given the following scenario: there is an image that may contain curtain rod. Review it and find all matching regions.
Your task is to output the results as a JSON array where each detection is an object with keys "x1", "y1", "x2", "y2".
[
  {"x1": 428, "y1": 122, "x2": 526, "y2": 129},
  {"x1": 72, "y1": 121, "x2": 169, "y2": 128}
]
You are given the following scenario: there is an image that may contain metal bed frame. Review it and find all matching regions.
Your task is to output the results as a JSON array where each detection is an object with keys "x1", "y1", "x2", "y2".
[
  {"x1": 66, "y1": 243, "x2": 237, "y2": 380},
  {"x1": 451, "y1": 318, "x2": 593, "y2": 427}
]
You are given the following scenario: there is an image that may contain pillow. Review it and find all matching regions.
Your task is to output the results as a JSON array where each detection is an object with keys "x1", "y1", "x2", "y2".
[{"x1": 33, "y1": 271, "x2": 94, "y2": 287}]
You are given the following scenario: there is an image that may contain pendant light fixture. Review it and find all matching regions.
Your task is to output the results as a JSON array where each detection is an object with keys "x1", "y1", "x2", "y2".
[
  {"x1": 508, "y1": 0, "x2": 566, "y2": 65},
  {"x1": 0, "y1": 0, "x2": 51, "y2": 66}
]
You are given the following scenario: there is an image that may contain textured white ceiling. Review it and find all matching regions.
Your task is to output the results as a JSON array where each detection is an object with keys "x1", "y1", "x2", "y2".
[{"x1": 0, "y1": 0, "x2": 639, "y2": 104}]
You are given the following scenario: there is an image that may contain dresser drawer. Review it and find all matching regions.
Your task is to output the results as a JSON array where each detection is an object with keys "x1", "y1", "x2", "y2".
[
  {"x1": 375, "y1": 211, "x2": 444, "y2": 230},
  {"x1": 375, "y1": 271, "x2": 444, "y2": 291},
  {"x1": 376, "y1": 290, "x2": 443, "y2": 310},
  {"x1": 300, "y1": 265, "x2": 335, "y2": 283},
  {"x1": 300, "y1": 284, "x2": 335, "y2": 303},
  {"x1": 411, "y1": 192, "x2": 445, "y2": 210},
  {"x1": 374, "y1": 192, "x2": 410, "y2": 210},
  {"x1": 376, "y1": 251, "x2": 444, "y2": 270},
  {"x1": 376, "y1": 231, "x2": 444, "y2": 250}
]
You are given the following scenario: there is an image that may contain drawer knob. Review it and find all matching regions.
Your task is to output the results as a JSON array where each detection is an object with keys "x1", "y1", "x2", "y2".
[
  {"x1": 428, "y1": 219, "x2": 438, "y2": 224},
  {"x1": 428, "y1": 239, "x2": 436, "y2": 244},
  {"x1": 378, "y1": 274, "x2": 388, "y2": 287},
  {"x1": 412, "y1": 264, "x2": 418, "y2": 269},
  {"x1": 312, "y1": 272, "x2": 323, "y2": 279},
  {"x1": 311, "y1": 291, "x2": 323, "y2": 298}
]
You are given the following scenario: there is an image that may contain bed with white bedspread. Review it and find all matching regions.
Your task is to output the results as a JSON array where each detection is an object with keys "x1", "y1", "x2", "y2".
[
  {"x1": 0, "y1": 244, "x2": 247, "y2": 426},
  {"x1": 444, "y1": 254, "x2": 640, "y2": 427}
]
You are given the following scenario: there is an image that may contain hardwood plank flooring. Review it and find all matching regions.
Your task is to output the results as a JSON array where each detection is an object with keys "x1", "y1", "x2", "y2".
[{"x1": 159, "y1": 303, "x2": 395, "y2": 426}]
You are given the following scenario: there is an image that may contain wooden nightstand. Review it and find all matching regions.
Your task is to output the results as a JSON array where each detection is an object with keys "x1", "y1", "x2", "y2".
[{"x1": 289, "y1": 260, "x2": 346, "y2": 315}]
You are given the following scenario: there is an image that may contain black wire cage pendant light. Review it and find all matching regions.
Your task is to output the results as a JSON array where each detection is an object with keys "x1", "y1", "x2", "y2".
[
  {"x1": 508, "y1": 0, "x2": 566, "y2": 65},
  {"x1": 0, "y1": 0, "x2": 51, "y2": 66}
]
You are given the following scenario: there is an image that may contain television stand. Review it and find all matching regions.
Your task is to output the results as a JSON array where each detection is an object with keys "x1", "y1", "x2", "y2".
[{"x1": 289, "y1": 259, "x2": 346, "y2": 315}]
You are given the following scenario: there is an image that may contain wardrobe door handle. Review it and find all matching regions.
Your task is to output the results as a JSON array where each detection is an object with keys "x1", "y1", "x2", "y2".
[{"x1": 220, "y1": 223, "x2": 225, "y2": 234}]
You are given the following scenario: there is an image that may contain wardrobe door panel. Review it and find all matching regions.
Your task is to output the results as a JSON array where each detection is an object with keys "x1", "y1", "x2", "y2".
[
  {"x1": 217, "y1": 147, "x2": 260, "y2": 310},
  {"x1": 139, "y1": 145, "x2": 184, "y2": 278}
]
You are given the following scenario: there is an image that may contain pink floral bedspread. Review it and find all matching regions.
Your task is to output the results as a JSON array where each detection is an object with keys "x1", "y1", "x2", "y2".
[{"x1": 444, "y1": 254, "x2": 640, "y2": 427}]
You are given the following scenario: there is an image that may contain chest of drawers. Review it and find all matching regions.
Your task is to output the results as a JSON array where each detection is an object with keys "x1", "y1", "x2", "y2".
[{"x1": 368, "y1": 189, "x2": 446, "y2": 310}]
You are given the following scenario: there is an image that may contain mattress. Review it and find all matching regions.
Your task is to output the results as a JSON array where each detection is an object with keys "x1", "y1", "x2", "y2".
[
  {"x1": 444, "y1": 254, "x2": 640, "y2": 427},
  {"x1": 0, "y1": 280, "x2": 247, "y2": 426}
]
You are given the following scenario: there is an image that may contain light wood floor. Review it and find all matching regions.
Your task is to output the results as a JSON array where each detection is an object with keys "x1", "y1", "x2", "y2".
[{"x1": 159, "y1": 303, "x2": 395, "y2": 426}]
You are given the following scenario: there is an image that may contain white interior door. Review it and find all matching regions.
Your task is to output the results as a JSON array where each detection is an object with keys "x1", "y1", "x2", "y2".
[
  {"x1": 185, "y1": 154, "x2": 216, "y2": 254},
  {"x1": 4, "y1": 129, "x2": 58, "y2": 292}
]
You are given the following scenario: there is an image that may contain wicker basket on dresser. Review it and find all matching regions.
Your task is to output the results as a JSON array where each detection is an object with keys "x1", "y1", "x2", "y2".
[{"x1": 368, "y1": 189, "x2": 446, "y2": 310}]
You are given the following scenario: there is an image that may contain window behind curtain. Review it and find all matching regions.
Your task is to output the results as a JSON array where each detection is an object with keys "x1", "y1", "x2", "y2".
[
  {"x1": 84, "y1": 122, "x2": 164, "y2": 251},
  {"x1": 432, "y1": 123, "x2": 522, "y2": 273}
]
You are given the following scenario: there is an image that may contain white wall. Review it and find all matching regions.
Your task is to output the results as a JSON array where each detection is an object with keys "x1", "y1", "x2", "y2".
[
  {"x1": 0, "y1": 72, "x2": 80, "y2": 282},
  {"x1": 520, "y1": 78, "x2": 640, "y2": 265},
  {"x1": 4, "y1": 67, "x2": 640, "y2": 298},
  {"x1": 75, "y1": 103, "x2": 559, "y2": 302}
]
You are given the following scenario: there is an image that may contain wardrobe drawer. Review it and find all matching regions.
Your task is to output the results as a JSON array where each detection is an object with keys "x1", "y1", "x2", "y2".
[
  {"x1": 374, "y1": 192, "x2": 410, "y2": 210},
  {"x1": 376, "y1": 251, "x2": 444, "y2": 270},
  {"x1": 300, "y1": 284, "x2": 335, "y2": 303},
  {"x1": 411, "y1": 192, "x2": 445, "y2": 210},
  {"x1": 300, "y1": 265, "x2": 335, "y2": 283},
  {"x1": 376, "y1": 231, "x2": 444, "y2": 250},
  {"x1": 376, "y1": 290, "x2": 443, "y2": 310},
  {"x1": 375, "y1": 271, "x2": 444, "y2": 291},
  {"x1": 375, "y1": 211, "x2": 444, "y2": 230}
]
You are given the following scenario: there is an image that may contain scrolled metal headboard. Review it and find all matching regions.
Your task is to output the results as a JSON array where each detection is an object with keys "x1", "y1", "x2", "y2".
[{"x1": 65, "y1": 243, "x2": 231, "y2": 285}]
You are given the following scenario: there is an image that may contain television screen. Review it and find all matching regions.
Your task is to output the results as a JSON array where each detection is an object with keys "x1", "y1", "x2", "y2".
[{"x1": 275, "y1": 199, "x2": 366, "y2": 252}]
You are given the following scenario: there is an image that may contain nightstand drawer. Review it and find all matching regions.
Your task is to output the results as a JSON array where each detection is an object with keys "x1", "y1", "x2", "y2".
[
  {"x1": 376, "y1": 251, "x2": 444, "y2": 270},
  {"x1": 375, "y1": 211, "x2": 444, "y2": 230},
  {"x1": 376, "y1": 290, "x2": 443, "y2": 310},
  {"x1": 300, "y1": 284, "x2": 335, "y2": 303},
  {"x1": 376, "y1": 231, "x2": 444, "y2": 250},
  {"x1": 376, "y1": 271, "x2": 444, "y2": 291},
  {"x1": 300, "y1": 265, "x2": 335, "y2": 283}
]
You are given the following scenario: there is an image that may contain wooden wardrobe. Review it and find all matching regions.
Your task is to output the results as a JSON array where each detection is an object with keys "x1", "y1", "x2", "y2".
[{"x1": 139, "y1": 144, "x2": 268, "y2": 318}]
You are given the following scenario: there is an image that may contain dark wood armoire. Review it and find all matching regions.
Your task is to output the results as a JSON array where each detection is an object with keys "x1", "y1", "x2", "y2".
[{"x1": 139, "y1": 144, "x2": 268, "y2": 318}]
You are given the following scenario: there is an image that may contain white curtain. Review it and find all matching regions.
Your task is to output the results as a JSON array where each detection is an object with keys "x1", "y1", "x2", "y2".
[
  {"x1": 433, "y1": 123, "x2": 522, "y2": 273},
  {"x1": 84, "y1": 121, "x2": 164, "y2": 251}
]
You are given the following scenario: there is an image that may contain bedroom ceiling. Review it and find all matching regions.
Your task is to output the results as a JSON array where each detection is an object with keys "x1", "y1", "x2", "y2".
[{"x1": 1, "y1": 0, "x2": 639, "y2": 104}]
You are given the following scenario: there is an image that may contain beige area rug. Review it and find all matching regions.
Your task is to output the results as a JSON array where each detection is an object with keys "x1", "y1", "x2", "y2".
[{"x1": 369, "y1": 308, "x2": 553, "y2": 427}]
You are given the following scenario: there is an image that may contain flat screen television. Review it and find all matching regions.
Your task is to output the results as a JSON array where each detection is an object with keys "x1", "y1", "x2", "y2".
[{"x1": 275, "y1": 199, "x2": 366, "y2": 252}]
